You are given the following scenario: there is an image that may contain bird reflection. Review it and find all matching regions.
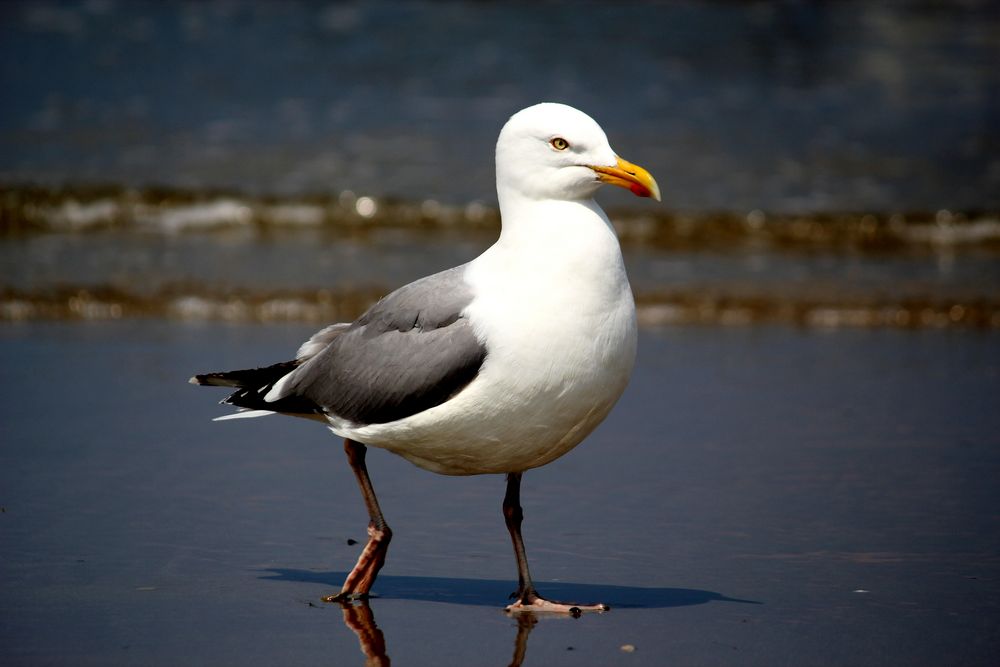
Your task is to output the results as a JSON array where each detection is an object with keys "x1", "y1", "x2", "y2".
[
  {"x1": 507, "y1": 612, "x2": 537, "y2": 667},
  {"x1": 336, "y1": 600, "x2": 541, "y2": 667},
  {"x1": 339, "y1": 601, "x2": 391, "y2": 667}
]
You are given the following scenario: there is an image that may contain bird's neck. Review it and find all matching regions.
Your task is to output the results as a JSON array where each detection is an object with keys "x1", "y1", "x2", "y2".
[
  {"x1": 477, "y1": 192, "x2": 628, "y2": 300},
  {"x1": 495, "y1": 190, "x2": 617, "y2": 251}
]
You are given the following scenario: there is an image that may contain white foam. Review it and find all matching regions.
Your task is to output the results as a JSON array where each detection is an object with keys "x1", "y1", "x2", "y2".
[
  {"x1": 136, "y1": 199, "x2": 253, "y2": 233},
  {"x1": 46, "y1": 199, "x2": 120, "y2": 230},
  {"x1": 261, "y1": 203, "x2": 325, "y2": 227}
]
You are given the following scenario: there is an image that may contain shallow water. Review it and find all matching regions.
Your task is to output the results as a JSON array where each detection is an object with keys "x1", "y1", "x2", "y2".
[
  {"x1": 3, "y1": 216, "x2": 998, "y2": 328},
  {"x1": 2, "y1": 186, "x2": 999, "y2": 330},
  {"x1": 3, "y1": 1, "x2": 998, "y2": 328},
  {"x1": 2, "y1": 321, "x2": 998, "y2": 665}
]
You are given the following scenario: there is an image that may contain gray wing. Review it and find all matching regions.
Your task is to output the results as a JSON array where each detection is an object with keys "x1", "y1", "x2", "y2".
[{"x1": 270, "y1": 264, "x2": 487, "y2": 426}]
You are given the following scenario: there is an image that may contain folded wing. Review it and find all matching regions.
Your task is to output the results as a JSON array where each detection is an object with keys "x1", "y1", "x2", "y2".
[{"x1": 248, "y1": 265, "x2": 487, "y2": 426}]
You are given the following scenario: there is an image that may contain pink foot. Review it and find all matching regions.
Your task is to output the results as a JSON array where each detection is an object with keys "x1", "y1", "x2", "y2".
[
  {"x1": 322, "y1": 523, "x2": 392, "y2": 603},
  {"x1": 505, "y1": 591, "x2": 610, "y2": 616}
]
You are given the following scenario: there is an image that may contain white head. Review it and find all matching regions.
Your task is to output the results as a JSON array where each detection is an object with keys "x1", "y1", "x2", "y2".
[{"x1": 495, "y1": 102, "x2": 660, "y2": 205}]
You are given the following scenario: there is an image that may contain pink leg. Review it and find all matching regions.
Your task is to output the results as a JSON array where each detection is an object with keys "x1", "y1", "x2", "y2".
[
  {"x1": 502, "y1": 472, "x2": 609, "y2": 616},
  {"x1": 323, "y1": 440, "x2": 392, "y2": 602}
]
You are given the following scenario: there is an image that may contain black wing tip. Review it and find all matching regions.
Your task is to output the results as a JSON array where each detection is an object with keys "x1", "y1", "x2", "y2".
[
  {"x1": 189, "y1": 362, "x2": 300, "y2": 389},
  {"x1": 190, "y1": 361, "x2": 321, "y2": 416}
]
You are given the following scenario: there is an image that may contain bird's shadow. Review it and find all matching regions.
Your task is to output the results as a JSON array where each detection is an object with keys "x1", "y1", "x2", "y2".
[{"x1": 260, "y1": 568, "x2": 759, "y2": 609}]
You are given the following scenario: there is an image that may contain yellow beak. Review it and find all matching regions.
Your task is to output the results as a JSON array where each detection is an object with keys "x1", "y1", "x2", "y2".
[{"x1": 589, "y1": 156, "x2": 661, "y2": 202}]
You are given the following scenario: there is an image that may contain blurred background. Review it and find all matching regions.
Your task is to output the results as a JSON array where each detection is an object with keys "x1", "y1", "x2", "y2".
[
  {"x1": 1, "y1": 0, "x2": 998, "y2": 326},
  {"x1": 2, "y1": 2, "x2": 1000, "y2": 665}
]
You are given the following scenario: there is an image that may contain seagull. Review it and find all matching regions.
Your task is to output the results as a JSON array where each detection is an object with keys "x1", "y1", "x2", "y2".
[{"x1": 191, "y1": 102, "x2": 660, "y2": 614}]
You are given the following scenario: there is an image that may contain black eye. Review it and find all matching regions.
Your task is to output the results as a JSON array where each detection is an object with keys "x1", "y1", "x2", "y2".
[{"x1": 550, "y1": 137, "x2": 569, "y2": 151}]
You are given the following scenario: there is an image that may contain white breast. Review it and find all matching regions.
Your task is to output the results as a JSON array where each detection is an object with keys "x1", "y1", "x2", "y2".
[{"x1": 332, "y1": 199, "x2": 637, "y2": 475}]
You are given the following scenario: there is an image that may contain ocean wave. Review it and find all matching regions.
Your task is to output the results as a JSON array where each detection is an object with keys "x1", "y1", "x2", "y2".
[
  {"x1": 0, "y1": 186, "x2": 499, "y2": 235},
  {"x1": 2, "y1": 185, "x2": 998, "y2": 250},
  {"x1": 3, "y1": 284, "x2": 997, "y2": 329}
]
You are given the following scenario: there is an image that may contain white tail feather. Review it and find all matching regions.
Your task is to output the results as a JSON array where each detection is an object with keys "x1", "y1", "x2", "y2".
[{"x1": 213, "y1": 409, "x2": 276, "y2": 422}]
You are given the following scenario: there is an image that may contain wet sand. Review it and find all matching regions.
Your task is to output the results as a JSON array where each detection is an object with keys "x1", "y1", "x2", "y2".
[{"x1": 1, "y1": 321, "x2": 998, "y2": 665}]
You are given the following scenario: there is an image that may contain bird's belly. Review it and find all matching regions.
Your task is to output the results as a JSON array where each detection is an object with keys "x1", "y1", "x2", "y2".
[{"x1": 332, "y1": 290, "x2": 637, "y2": 475}]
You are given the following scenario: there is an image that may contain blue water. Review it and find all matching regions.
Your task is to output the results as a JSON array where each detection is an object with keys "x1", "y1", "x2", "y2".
[{"x1": 1, "y1": 0, "x2": 997, "y2": 211}]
